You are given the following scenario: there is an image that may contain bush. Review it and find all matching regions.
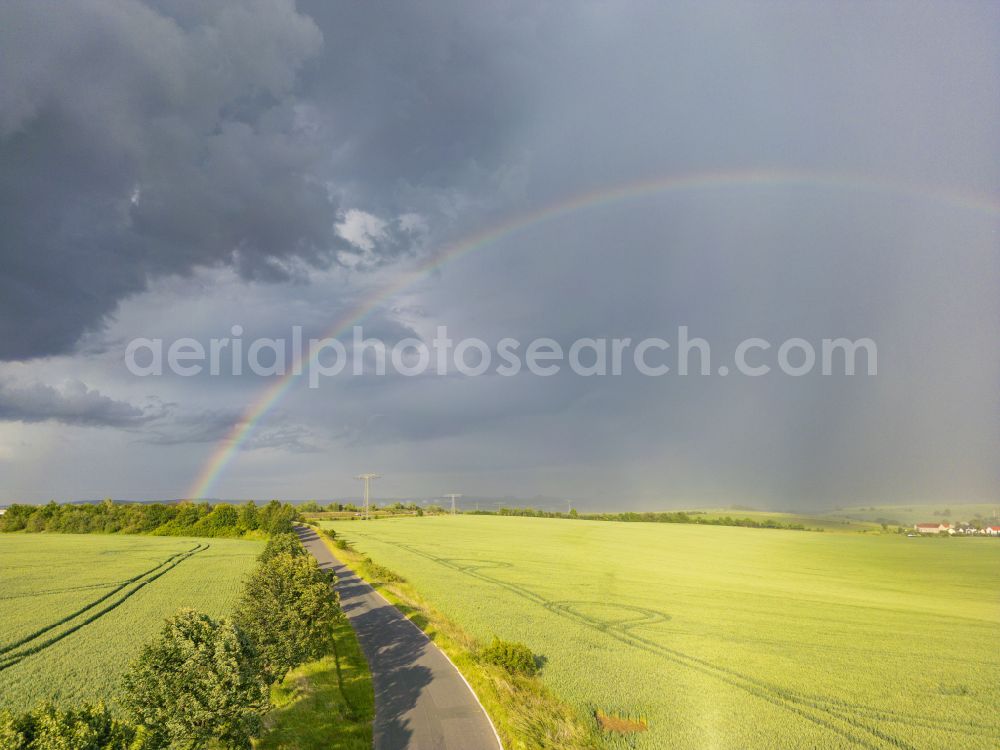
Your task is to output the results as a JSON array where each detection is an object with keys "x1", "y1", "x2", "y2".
[
  {"x1": 363, "y1": 559, "x2": 405, "y2": 583},
  {"x1": 480, "y1": 638, "x2": 538, "y2": 676}
]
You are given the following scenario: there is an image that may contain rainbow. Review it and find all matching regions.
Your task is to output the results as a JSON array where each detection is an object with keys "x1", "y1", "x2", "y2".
[{"x1": 185, "y1": 167, "x2": 1000, "y2": 499}]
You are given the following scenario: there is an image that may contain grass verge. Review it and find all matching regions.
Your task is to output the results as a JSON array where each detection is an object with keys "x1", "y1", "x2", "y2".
[
  {"x1": 318, "y1": 533, "x2": 601, "y2": 750},
  {"x1": 255, "y1": 611, "x2": 374, "y2": 750}
]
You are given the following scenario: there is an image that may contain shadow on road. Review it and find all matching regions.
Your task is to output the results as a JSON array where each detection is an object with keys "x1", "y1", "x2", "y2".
[{"x1": 295, "y1": 525, "x2": 501, "y2": 750}]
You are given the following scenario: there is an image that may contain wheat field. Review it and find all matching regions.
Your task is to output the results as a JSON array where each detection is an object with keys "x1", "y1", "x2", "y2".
[
  {"x1": 0, "y1": 534, "x2": 261, "y2": 710},
  {"x1": 325, "y1": 515, "x2": 1000, "y2": 750}
]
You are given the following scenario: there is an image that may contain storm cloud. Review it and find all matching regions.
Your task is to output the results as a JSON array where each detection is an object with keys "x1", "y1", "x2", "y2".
[
  {"x1": 0, "y1": 378, "x2": 157, "y2": 428},
  {"x1": 0, "y1": 0, "x2": 534, "y2": 360}
]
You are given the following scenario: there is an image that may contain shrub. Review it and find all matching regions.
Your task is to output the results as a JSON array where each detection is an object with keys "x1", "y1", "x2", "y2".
[
  {"x1": 363, "y1": 559, "x2": 405, "y2": 583},
  {"x1": 480, "y1": 638, "x2": 538, "y2": 676}
]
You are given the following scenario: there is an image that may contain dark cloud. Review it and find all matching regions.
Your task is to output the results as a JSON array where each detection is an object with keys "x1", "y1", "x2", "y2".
[
  {"x1": 0, "y1": 378, "x2": 158, "y2": 428},
  {"x1": 296, "y1": 0, "x2": 539, "y2": 200},
  {"x1": 0, "y1": 0, "x2": 537, "y2": 361},
  {"x1": 141, "y1": 408, "x2": 322, "y2": 452},
  {"x1": 0, "y1": 0, "x2": 329, "y2": 359}
]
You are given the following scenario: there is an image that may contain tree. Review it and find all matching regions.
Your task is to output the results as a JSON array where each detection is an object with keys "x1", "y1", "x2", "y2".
[
  {"x1": 258, "y1": 532, "x2": 307, "y2": 564},
  {"x1": 173, "y1": 502, "x2": 203, "y2": 527},
  {"x1": 206, "y1": 504, "x2": 238, "y2": 529},
  {"x1": 123, "y1": 609, "x2": 267, "y2": 750},
  {"x1": 237, "y1": 502, "x2": 259, "y2": 531},
  {"x1": 0, "y1": 711, "x2": 24, "y2": 749},
  {"x1": 233, "y1": 553, "x2": 340, "y2": 684},
  {"x1": 0, "y1": 504, "x2": 32, "y2": 531},
  {"x1": 0, "y1": 704, "x2": 147, "y2": 750},
  {"x1": 257, "y1": 500, "x2": 300, "y2": 534},
  {"x1": 25, "y1": 510, "x2": 46, "y2": 533}
]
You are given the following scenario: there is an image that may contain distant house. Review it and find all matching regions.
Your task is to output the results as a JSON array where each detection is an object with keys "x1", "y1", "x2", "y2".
[
  {"x1": 914, "y1": 522, "x2": 951, "y2": 534},
  {"x1": 985, "y1": 526, "x2": 1000, "y2": 537}
]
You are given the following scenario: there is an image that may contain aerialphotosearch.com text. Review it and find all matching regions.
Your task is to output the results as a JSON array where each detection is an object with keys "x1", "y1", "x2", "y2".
[{"x1": 124, "y1": 326, "x2": 878, "y2": 386}]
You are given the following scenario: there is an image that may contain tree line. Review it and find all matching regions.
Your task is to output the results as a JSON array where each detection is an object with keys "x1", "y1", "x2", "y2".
[
  {"x1": 298, "y1": 500, "x2": 431, "y2": 515},
  {"x1": 468, "y1": 507, "x2": 813, "y2": 530},
  {"x1": 0, "y1": 531, "x2": 341, "y2": 749},
  {"x1": 0, "y1": 500, "x2": 301, "y2": 537}
]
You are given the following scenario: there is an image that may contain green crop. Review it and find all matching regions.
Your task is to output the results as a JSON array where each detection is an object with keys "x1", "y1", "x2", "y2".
[
  {"x1": 0, "y1": 534, "x2": 261, "y2": 711},
  {"x1": 325, "y1": 515, "x2": 1000, "y2": 749}
]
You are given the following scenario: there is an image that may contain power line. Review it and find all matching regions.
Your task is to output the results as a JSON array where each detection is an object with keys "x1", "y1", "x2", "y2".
[
  {"x1": 444, "y1": 493, "x2": 462, "y2": 516},
  {"x1": 354, "y1": 473, "x2": 380, "y2": 520}
]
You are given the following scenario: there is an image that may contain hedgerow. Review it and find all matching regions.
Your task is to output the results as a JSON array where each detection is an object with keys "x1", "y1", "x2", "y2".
[{"x1": 0, "y1": 499, "x2": 301, "y2": 538}]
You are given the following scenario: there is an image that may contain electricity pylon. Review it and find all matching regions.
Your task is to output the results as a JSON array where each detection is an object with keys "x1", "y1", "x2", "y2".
[
  {"x1": 444, "y1": 493, "x2": 462, "y2": 516},
  {"x1": 355, "y1": 473, "x2": 380, "y2": 520}
]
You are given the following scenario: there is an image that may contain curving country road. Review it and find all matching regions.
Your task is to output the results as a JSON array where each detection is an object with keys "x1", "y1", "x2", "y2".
[{"x1": 296, "y1": 525, "x2": 503, "y2": 750}]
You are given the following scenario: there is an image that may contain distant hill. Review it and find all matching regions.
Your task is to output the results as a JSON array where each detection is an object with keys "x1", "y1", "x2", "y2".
[{"x1": 820, "y1": 503, "x2": 1000, "y2": 526}]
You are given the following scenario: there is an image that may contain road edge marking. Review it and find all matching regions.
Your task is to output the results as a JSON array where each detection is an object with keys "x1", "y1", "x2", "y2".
[{"x1": 315, "y1": 532, "x2": 505, "y2": 750}]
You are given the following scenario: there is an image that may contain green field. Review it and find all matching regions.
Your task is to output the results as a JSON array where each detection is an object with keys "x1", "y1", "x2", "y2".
[
  {"x1": 325, "y1": 515, "x2": 1000, "y2": 750},
  {"x1": 0, "y1": 534, "x2": 262, "y2": 711}
]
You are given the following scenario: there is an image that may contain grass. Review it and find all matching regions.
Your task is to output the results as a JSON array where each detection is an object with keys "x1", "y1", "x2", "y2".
[
  {"x1": 323, "y1": 515, "x2": 1000, "y2": 750},
  {"x1": 317, "y1": 531, "x2": 600, "y2": 750},
  {"x1": 0, "y1": 533, "x2": 262, "y2": 711},
  {"x1": 256, "y1": 615, "x2": 374, "y2": 750}
]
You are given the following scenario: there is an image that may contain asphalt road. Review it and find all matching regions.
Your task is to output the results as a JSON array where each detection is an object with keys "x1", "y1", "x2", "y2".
[{"x1": 296, "y1": 525, "x2": 503, "y2": 750}]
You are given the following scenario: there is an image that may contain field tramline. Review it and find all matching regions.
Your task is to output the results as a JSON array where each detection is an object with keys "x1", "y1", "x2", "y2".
[
  {"x1": 325, "y1": 515, "x2": 1000, "y2": 750},
  {"x1": 0, "y1": 535, "x2": 261, "y2": 710}
]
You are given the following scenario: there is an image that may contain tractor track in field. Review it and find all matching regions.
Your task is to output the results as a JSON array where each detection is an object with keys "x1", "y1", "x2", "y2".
[
  {"x1": 0, "y1": 543, "x2": 208, "y2": 672},
  {"x1": 0, "y1": 581, "x2": 126, "y2": 600},
  {"x1": 349, "y1": 532, "x2": 996, "y2": 750}
]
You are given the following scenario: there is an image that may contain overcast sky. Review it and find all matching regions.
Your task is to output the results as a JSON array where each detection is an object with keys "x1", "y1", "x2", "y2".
[{"x1": 1, "y1": 0, "x2": 997, "y2": 509}]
